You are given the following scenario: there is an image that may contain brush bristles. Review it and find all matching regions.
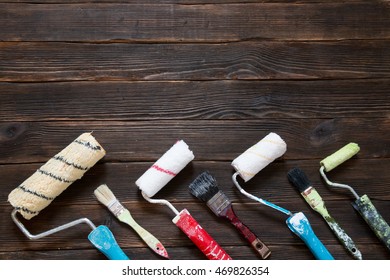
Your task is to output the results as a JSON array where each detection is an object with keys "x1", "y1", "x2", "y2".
[
  {"x1": 188, "y1": 171, "x2": 220, "y2": 202},
  {"x1": 94, "y1": 184, "x2": 117, "y2": 206},
  {"x1": 287, "y1": 167, "x2": 312, "y2": 193}
]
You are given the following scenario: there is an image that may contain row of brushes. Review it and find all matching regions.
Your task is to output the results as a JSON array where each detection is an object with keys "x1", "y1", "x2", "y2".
[{"x1": 7, "y1": 132, "x2": 389, "y2": 260}]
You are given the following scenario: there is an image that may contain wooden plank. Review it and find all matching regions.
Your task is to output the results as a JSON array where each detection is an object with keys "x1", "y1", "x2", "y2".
[
  {"x1": 1, "y1": 79, "x2": 389, "y2": 121},
  {"x1": 0, "y1": 3, "x2": 390, "y2": 42},
  {"x1": 1, "y1": 41, "x2": 390, "y2": 82},
  {"x1": 0, "y1": 119, "x2": 388, "y2": 163}
]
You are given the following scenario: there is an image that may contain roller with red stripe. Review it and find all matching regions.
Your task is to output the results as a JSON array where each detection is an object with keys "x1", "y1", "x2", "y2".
[{"x1": 136, "y1": 140, "x2": 232, "y2": 260}]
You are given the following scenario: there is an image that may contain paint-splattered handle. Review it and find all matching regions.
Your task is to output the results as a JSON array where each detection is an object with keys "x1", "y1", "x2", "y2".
[
  {"x1": 88, "y1": 225, "x2": 130, "y2": 260},
  {"x1": 286, "y1": 212, "x2": 334, "y2": 260},
  {"x1": 353, "y1": 194, "x2": 390, "y2": 251},
  {"x1": 224, "y1": 207, "x2": 271, "y2": 259},
  {"x1": 325, "y1": 217, "x2": 362, "y2": 259},
  {"x1": 173, "y1": 209, "x2": 232, "y2": 260}
]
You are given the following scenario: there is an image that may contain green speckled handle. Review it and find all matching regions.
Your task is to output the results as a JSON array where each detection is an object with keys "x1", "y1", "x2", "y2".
[{"x1": 352, "y1": 194, "x2": 390, "y2": 252}]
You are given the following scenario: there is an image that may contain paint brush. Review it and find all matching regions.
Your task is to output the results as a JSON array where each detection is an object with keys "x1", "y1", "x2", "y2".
[
  {"x1": 287, "y1": 167, "x2": 362, "y2": 260},
  {"x1": 189, "y1": 171, "x2": 271, "y2": 259},
  {"x1": 320, "y1": 143, "x2": 390, "y2": 251},
  {"x1": 94, "y1": 184, "x2": 169, "y2": 259}
]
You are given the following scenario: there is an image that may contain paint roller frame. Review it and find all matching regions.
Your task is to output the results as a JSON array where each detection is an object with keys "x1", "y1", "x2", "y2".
[
  {"x1": 7, "y1": 133, "x2": 129, "y2": 260},
  {"x1": 136, "y1": 140, "x2": 232, "y2": 260},
  {"x1": 320, "y1": 142, "x2": 390, "y2": 252},
  {"x1": 231, "y1": 132, "x2": 334, "y2": 260}
]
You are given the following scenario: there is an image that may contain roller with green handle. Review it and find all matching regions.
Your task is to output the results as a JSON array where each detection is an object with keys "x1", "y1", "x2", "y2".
[{"x1": 319, "y1": 143, "x2": 390, "y2": 252}]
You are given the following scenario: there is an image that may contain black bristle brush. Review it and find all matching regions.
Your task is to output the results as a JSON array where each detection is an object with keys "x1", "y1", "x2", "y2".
[
  {"x1": 287, "y1": 167, "x2": 362, "y2": 260},
  {"x1": 189, "y1": 171, "x2": 271, "y2": 259}
]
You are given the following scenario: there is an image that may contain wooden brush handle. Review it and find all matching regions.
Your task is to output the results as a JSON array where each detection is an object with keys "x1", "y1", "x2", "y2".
[
  {"x1": 172, "y1": 209, "x2": 232, "y2": 260},
  {"x1": 223, "y1": 206, "x2": 271, "y2": 259}
]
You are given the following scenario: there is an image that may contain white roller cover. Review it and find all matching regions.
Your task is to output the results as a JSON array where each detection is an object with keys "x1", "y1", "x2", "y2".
[
  {"x1": 232, "y1": 132, "x2": 287, "y2": 182},
  {"x1": 8, "y1": 133, "x2": 106, "y2": 220},
  {"x1": 136, "y1": 140, "x2": 194, "y2": 197}
]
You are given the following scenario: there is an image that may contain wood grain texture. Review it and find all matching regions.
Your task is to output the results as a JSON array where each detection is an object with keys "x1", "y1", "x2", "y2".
[
  {"x1": 0, "y1": 1, "x2": 389, "y2": 260},
  {"x1": 0, "y1": 80, "x2": 389, "y2": 121},
  {"x1": 1, "y1": 3, "x2": 390, "y2": 42},
  {"x1": 1, "y1": 41, "x2": 390, "y2": 82}
]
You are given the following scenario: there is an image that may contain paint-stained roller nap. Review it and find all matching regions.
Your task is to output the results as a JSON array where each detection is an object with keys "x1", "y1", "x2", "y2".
[
  {"x1": 320, "y1": 143, "x2": 390, "y2": 252},
  {"x1": 136, "y1": 140, "x2": 232, "y2": 260},
  {"x1": 232, "y1": 132, "x2": 287, "y2": 182},
  {"x1": 8, "y1": 133, "x2": 106, "y2": 220},
  {"x1": 8, "y1": 133, "x2": 129, "y2": 260},
  {"x1": 136, "y1": 140, "x2": 194, "y2": 197}
]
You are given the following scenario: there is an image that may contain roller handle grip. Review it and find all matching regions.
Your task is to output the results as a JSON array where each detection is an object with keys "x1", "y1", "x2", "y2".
[
  {"x1": 173, "y1": 209, "x2": 232, "y2": 260},
  {"x1": 223, "y1": 207, "x2": 271, "y2": 259},
  {"x1": 287, "y1": 213, "x2": 334, "y2": 260},
  {"x1": 88, "y1": 225, "x2": 130, "y2": 260},
  {"x1": 353, "y1": 195, "x2": 390, "y2": 251}
]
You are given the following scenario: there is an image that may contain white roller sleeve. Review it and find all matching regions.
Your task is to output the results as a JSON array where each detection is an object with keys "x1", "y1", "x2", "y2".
[
  {"x1": 231, "y1": 132, "x2": 287, "y2": 182},
  {"x1": 8, "y1": 133, "x2": 106, "y2": 220},
  {"x1": 136, "y1": 140, "x2": 194, "y2": 197}
]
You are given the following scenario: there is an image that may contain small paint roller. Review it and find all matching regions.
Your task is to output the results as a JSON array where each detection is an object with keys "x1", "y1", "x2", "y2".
[
  {"x1": 320, "y1": 143, "x2": 390, "y2": 251},
  {"x1": 8, "y1": 133, "x2": 129, "y2": 260},
  {"x1": 136, "y1": 140, "x2": 232, "y2": 260},
  {"x1": 231, "y1": 132, "x2": 334, "y2": 260}
]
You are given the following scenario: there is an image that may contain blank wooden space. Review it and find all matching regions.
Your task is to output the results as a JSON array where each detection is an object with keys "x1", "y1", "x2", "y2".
[
  {"x1": 1, "y1": 41, "x2": 390, "y2": 82},
  {"x1": 1, "y1": 3, "x2": 390, "y2": 42}
]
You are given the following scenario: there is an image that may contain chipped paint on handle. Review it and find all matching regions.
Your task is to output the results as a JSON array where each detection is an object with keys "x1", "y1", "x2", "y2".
[
  {"x1": 88, "y1": 225, "x2": 130, "y2": 260},
  {"x1": 302, "y1": 187, "x2": 362, "y2": 259},
  {"x1": 172, "y1": 209, "x2": 232, "y2": 260},
  {"x1": 353, "y1": 194, "x2": 390, "y2": 251},
  {"x1": 286, "y1": 212, "x2": 334, "y2": 260},
  {"x1": 118, "y1": 210, "x2": 169, "y2": 259}
]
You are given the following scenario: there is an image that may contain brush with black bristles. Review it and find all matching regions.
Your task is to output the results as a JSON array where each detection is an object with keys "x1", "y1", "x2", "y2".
[
  {"x1": 287, "y1": 167, "x2": 362, "y2": 260},
  {"x1": 189, "y1": 171, "x2": 271, "y2": 259}
]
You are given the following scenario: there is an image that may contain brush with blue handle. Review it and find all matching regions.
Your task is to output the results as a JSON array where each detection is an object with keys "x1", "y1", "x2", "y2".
[{"x1": 231, "y1": 132, "x2": 334, "y2": 260}]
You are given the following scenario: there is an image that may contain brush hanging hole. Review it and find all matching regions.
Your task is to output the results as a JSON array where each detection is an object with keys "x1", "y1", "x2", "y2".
[
  {"x1": 256, "y1": 243, "x2": 263, "y2": 249},
  {"x1": 352, "y1": 248, "x2": 357, "y2": 253}
]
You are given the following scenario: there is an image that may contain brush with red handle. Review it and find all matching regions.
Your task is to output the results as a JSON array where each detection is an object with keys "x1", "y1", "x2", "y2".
[{"x1": 189, "y1": 171, "x2": 271, "y2": 259}]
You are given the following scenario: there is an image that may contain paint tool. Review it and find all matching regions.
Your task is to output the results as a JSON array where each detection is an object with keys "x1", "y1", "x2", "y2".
[
  {"x1": 94, "y1": 184, "x2": 169, "y2": 258},
  {"x1": 135, "y1": 140, "x2": 232, "y2": 260},
  {"x1": 288, "y1": 167, "x2": 362, "y2": 259},
  {"x1": 189, "y1": 171, "x2": 270, "y2": 259},
  {"x1": 320, "y1": 143, "x2": 390, "y2": 251},
  {"x1": 231, "y1": 132, "x2": 334, "y2": 260},
  {"x1": 8, "y1": 133, "x2": 129, "y2": 260}
]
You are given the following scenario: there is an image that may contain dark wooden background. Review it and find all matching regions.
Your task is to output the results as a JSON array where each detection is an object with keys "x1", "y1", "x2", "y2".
[{"x1": 0, "y1": 1, "x2": 389, "y2": 260}]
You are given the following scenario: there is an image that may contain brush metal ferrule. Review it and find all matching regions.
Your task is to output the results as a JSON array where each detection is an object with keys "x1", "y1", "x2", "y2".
[
  {"x1": 206, "y1": 191, "x2": 231, "y2": 217},
  {"x1": 107, "y1": 200, "x2": 126, "y2": 217},
  {"x1": 301, "y1": 187, "x2": 329, "y2": 217}
]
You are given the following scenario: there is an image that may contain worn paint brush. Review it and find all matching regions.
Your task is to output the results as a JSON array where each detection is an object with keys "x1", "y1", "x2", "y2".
[
  {"x1": 287, "y1": 167, "x2": 362, "y2": 260},
  {"x1": 94, "y1": 184, "x2": 169, "y2": 259},
  {"x1": 231, "y1": 132, "x2": 334, "y2": 260},
  {"x1": 320, "y1": 143, "x2": 390, "y2": 251},
  {"x1": 8, "y1": 133, "x2": 129, "y2": 260},
  {"x1": 189, "y1": 171, "x2": 270, "y2": 259},
  {"x1": 136, "y1": 140, "x2": 232, "y2": 260}
]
